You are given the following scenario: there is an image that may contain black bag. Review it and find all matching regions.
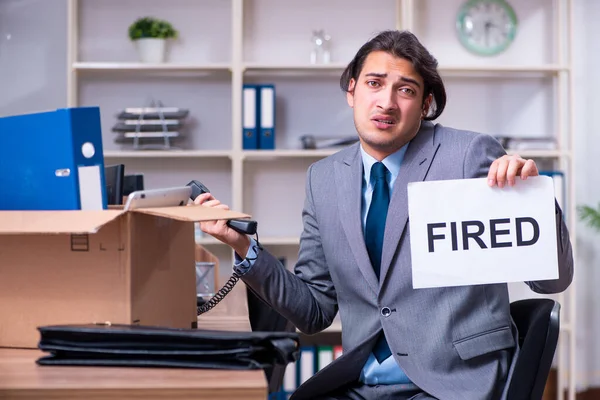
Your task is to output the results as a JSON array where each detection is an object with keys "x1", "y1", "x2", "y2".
[{"x1": 36, "y1": 323, "x2": 299, "y2": 370}]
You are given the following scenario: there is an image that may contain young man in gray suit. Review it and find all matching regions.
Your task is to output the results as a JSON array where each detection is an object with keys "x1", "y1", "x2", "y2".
[{"x1": 196, "y1": 30, "x2": 573, "y2": 400}]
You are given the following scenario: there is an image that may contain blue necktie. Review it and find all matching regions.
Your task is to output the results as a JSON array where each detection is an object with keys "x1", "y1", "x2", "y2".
[{"x1": 365, "y1": 162, "x2": 392, "y2": 363}]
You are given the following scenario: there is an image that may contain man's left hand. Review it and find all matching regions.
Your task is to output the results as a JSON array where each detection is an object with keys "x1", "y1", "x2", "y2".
[{"x1": 487, "y1": 154, "x2": 538, "y2": 188}]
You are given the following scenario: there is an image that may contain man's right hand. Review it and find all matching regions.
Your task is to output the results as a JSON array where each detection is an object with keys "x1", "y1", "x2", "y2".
[{"x1": 194, "y1": 193, "x2": 251, "y2": 258}]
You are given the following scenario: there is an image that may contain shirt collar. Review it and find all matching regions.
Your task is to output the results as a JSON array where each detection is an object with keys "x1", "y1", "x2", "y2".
[{"x1": 360, "y1": 143, "x2": 409, "y2": 187}]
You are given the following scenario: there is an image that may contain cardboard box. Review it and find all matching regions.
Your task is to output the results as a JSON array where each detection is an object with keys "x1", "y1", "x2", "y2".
[{"x1": 0, "y1": 206, "x2": 248, "y2": 348}]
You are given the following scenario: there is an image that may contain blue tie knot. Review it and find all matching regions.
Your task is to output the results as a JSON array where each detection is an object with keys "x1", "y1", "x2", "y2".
[{"x1": 371, "y1": 162, "x2": 388, "y2": 182}]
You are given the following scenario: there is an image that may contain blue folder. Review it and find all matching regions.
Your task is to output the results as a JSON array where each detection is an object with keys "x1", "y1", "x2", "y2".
[
  {"x1": 0, "y1": 106, "x2": 107, "y2": 210},
  {"x1": 258, "y1": 84, "x2": 276, "y2": 150},
  {"x1": 242, "y1": 84, "x2": 259, "y2": 150}
]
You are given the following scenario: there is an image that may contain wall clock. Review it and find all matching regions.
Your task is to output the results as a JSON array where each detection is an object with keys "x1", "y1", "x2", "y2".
[{"x1": 456, "y1": 0, "x2": 518, "y2": 56}]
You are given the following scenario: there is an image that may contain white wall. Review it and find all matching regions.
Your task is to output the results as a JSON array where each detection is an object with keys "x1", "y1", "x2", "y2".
[
  {"x1": 1, "y1": 0, "x2": 600, "y2": 392},
  {"x1": 0, "y1": 0, "x2": 66, "y2": 116}
]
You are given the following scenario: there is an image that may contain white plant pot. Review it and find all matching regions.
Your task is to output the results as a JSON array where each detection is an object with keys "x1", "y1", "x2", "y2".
[{"x1": 135, "y1": 38, "x2": 166, "y2": 63}]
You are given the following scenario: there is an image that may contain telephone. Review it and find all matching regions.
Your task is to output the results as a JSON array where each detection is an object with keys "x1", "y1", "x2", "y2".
[{"x1": 187, "y1": 180, "x2": 260, "y2": 315}]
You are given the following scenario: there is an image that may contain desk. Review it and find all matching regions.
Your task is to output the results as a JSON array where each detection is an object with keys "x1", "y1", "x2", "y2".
[{"x1": 0, "y1": 283, "x2": 268, "y2": 400}]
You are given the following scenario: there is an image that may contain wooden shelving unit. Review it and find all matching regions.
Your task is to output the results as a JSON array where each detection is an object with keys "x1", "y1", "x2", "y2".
[{"x1": 66, "y1": 0, "x2": 576, "y2": 396}]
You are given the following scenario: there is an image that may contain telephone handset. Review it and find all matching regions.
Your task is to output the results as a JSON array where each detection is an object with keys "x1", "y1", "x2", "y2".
[{"x1": 187, "y1": 180, "x2": 260, "y2": 315}]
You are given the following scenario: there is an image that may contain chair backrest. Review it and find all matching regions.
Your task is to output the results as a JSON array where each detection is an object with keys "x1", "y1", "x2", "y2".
[{"x1": 506, "y1": 298, "x2": 560, "y2": 400}]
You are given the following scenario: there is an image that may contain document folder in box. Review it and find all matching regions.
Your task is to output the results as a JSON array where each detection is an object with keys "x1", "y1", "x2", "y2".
[
  {"x1": 36, "y1": 323, "x2": 300, "y2": 370},
  {"x1": 0, "y1": 106, "x2": 107, "y2": 210}
]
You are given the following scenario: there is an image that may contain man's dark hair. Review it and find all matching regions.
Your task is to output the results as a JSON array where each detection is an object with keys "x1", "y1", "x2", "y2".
[{"x1": 340, "y1": 30, "x2": 446, "y2": 121}]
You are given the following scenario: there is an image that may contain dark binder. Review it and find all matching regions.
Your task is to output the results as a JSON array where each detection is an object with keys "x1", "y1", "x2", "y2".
[{"x1": 36, "y1": 324, "x2": 299, "y2": 370}]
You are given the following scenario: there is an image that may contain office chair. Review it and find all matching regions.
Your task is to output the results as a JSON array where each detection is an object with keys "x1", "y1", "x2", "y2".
[
  {"x1": 506, "y1": 298, "x2": 561, "y2": 400},
  {"x1": 246, "y1": 286, "x2": 297, "y2": 394}
]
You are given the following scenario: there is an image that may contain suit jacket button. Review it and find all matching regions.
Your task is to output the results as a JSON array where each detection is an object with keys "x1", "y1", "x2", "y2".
[{"x1": 381, "y1": 307, "x2": 391, "y2": 317}]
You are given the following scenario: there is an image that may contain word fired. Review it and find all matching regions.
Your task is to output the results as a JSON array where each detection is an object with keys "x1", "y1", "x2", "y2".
[
  {"x1": 407, "y1": 177, "x2": 559, "y2": 288},
  {"x1": 427, "y1": 217, "x2": 539, "y2": 253}
]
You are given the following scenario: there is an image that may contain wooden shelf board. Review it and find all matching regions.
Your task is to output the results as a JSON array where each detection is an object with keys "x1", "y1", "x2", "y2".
[
  {"x1": 104, "y1": 150, "x2": 232, "y2": 158},
  {"x1": 73, "y1": 62, "x2": 231, "y2": 72}
]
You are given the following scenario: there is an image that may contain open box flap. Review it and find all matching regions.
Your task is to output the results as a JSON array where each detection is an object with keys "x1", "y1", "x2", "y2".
[
  {"x1": 0, "y1": 210, "x2": 126, "y2": 234},
  {"x1": 131, "y1": 205, "x2": 251, "y2": 222}
]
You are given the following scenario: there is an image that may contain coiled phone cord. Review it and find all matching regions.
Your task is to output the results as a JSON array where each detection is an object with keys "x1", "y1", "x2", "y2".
[
  {"x1": 197, "y1": 232, "x2": 263, "y2": 315},
  {"x1": 197, "y1": 272, "x2": 241, "y2": 315}
]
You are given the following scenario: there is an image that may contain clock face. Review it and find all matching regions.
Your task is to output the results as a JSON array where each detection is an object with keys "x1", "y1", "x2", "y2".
[{"x1": 456, "y1": 0, "x2": 518, "y2": 56}]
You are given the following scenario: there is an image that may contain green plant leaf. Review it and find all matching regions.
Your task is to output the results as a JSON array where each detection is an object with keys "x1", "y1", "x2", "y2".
[
  {"x1": 128, "y1": 17, "x2": 178, "y2": 40},
  {"x1": 578, "y1": 203, "x2": 600, "y2": 232}
]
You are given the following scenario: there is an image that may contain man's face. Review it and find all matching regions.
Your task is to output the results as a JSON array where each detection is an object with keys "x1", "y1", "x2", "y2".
[{"x1": 347, "y1": 51, "x2": 431, "y2": 160}]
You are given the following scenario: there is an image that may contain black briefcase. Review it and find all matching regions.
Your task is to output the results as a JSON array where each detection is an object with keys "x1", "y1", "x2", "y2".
[{"x1": 36, "y1": 323, "x2": 299, "y2": 370}]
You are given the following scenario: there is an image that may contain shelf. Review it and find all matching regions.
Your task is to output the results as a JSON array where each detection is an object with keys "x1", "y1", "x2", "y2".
[
  {"x1": 241, "y1": 149, "x2": 566, "y2": 161},
  {"x1": 505, "y1": 149, "x2": 566, "y2": 158},
  {"x1": 73, "y1": 62, "x2": 231, "y2": 74},
  {"x1": 104, "y1": 150, "x2": 232, "y2": 159},
  {"x1": 242, "y1": 148, "x2": 566, "y2": 160},
  {"x1": 63, "y1": 0, "x2": 575, "y2": 395},
  {"x1": 243, "y1": 62, "x2": 347, "y2": 77},
  {"x1": 438, "y1": 65, "x2": 569, "y2": 76},
  {"x1": 242, "y1": 149, "x2": 339, "y2": 160},
  {"x1": 242, "y1": 63, "x2": 569, "y2": 77}
]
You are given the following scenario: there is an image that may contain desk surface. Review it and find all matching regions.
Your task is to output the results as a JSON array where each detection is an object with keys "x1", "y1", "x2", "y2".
[{"x1": 0, "y1": 283, "x2": 268, "y2": 400}]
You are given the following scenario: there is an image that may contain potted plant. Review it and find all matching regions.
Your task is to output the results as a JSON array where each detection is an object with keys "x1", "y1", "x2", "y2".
[
  {"x1": 578, "y1": 203, "x2": 600, "y2": 232},
  {"x1": 128, "y1": 17, "x2": 178, "y2": 63}
]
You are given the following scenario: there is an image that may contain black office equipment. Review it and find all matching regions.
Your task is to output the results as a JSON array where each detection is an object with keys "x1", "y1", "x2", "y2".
[
  {"x1": 123, "y1": 173, "x2": 145, "y2": 196},
  {"x1": 187, "y1": 180, "x2": 257, "y2": 235},
  {"x1": 104, "y1": 164, "x2": 125, "y2": 205},
  {"x1": 36, "y1": 323, "x2": 299, "y2": 370}
]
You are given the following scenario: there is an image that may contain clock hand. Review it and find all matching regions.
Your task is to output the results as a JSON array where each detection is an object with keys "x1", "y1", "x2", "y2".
[{"x1": 485, "y1": 21, "x2": 491, "y2": 47}]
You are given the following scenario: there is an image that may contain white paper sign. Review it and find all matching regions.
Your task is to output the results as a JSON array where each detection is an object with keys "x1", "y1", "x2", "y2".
[{"x1": 407, "y1": 176, "x2": 558, "y2": 289}]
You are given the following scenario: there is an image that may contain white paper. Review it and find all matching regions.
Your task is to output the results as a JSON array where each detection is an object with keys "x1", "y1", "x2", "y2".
[{"x1": 407, "y1": 176, "x2": 558, "y2": 289}]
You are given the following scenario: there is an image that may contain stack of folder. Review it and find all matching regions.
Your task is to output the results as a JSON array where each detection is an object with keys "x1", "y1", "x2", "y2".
[{"x1": 243, "y1": 84, "x2": 276, "y2": 150}]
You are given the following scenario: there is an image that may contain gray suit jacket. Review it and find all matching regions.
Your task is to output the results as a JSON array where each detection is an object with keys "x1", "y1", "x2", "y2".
[{"x1": 241, "y1": 121, "x2": 574, "y2": 400}]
